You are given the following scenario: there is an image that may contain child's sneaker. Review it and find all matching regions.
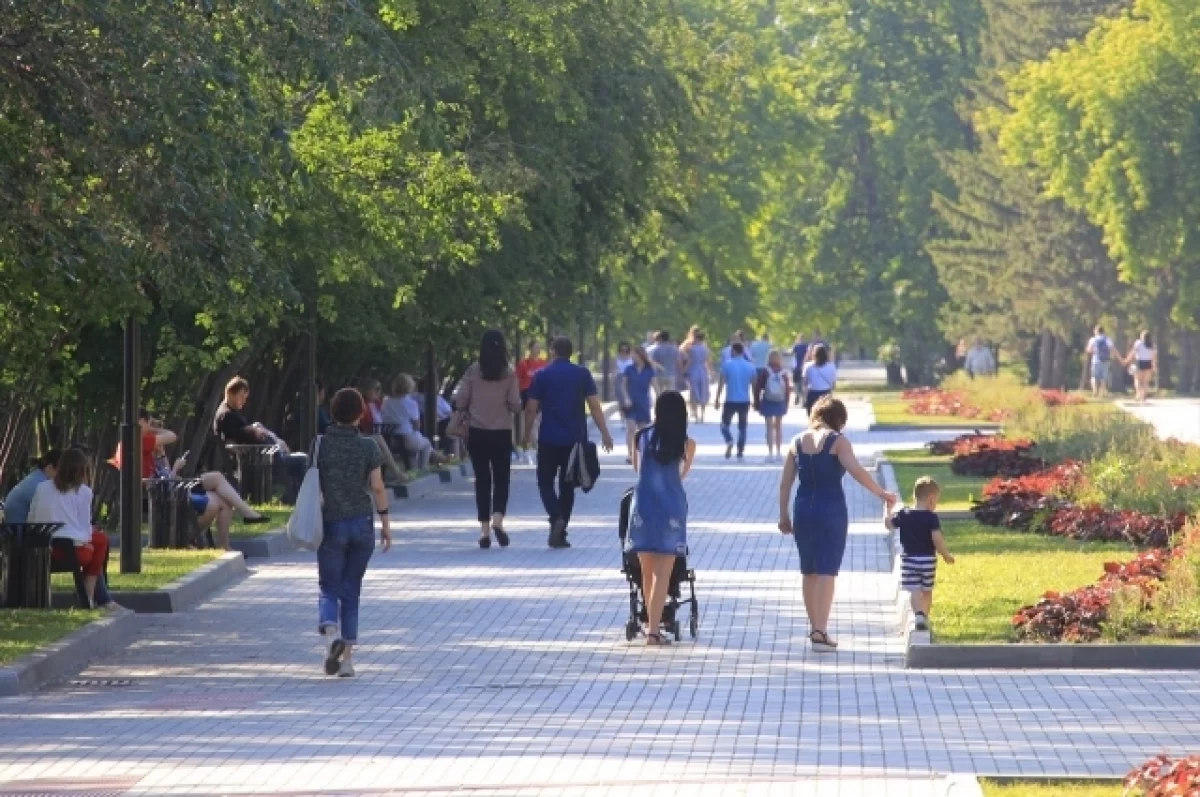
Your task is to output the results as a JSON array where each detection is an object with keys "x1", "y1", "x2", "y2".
[{"x1": 913, "y1": 612, "x2": 930, "y2": 632}]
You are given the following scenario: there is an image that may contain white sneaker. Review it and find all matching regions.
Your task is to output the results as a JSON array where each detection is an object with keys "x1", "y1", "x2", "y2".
[{"x1": 338, "y1": 660, "x2": 356, "y2": 678}]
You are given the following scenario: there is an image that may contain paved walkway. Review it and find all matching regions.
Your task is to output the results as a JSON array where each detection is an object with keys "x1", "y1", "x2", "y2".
[
  {"x1": 3, "y1": 403, "x2": 1200, "y2": 795},
  {"x1": 1120, "y1": 397, "x2": 1200, "y2": 444}
]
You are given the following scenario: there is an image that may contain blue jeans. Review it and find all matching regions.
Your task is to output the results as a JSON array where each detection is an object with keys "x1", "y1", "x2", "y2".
[
  {"x1": 274, "y1": 452, "x2": 309, "y2": 504},
  {"x1": 720, "y1": 402, "x2": 750, "y2": 455},
  {"x1": 317, "y1": 514, "x2": 375, "y2": 644}
]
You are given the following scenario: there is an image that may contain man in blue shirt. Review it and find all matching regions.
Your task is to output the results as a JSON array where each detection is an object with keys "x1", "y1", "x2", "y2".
[
  {"x1": 714, "y1": 342, "x2": 757, "y2": 460},
  {"x1": 3, "y1": 450, "x2": 60, "y2": 524},
  {"x1": 524, "y1": 337, "x2": 615, "y2": 548},
  {"x1": 750, "y1": 332, "x2": 772, "y2": 369}
]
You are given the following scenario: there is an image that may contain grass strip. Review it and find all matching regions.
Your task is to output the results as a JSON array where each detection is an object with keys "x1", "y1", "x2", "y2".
[
  {"x1": 933, "y1": 520, "x2": 1130, "y2": 643},
  {"x1": 230, "y1": 503, "x2": 291, "y2": 539},
  {"x1": 0, "y1": 609, "x2": 103, "y2": 666},
  {"x1": 52, "y1": 549, "x2": 224, "y2": 593},
  {"x1": 979, "y1": 779, "x2": 1122, "y2": 796},
  {"x1": 883, "y1": 449, "x2": 985, "y2": 512}
]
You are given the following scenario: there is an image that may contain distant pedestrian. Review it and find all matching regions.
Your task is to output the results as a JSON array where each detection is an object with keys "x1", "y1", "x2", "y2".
[
  {"x1": 455, "y1": 330, "x2": 522, "y2": 549},
  {"x1": 801, "y1": 344, "x2": 837, "y2": 415},
  {"x1": 755, "y1": 349, "x2": 791, "y2": 461},
  {"x1": 1085, "y1": 325, "x2": 1115, "y2": 398},
  {"x1": 885, "y1": 476, "x2": 954, "y2": 633},
  {"x1": 627, "y1": 391, "x2": 697, "y2": 647},
  {"x1": 516, "y1": 341, "x2": 548, "y2": 461},
  {"x1": 647, "y1": 330, "x2": 679, "y2": 396},
  {"x1": 523, "y1": 337, "x2": 615, "y2": 548},
  {"x1": 618, "y1": 346, "x2": 656, "y2": 465},
  {"x1": 805, "y1": 329, "x2": 830, "y2": 363},
  {"x1": 791, "y1": 334, "x2": 809, "y2": 406},
  {"x1": 1122, "y1": 330, "x2": 1156, "y2": 404},
  {"x1": 680, "y1": 327, "x2": 712, "y2": 424},
  {"x1": 714, "y1": 341, "x2": 757, "y2": 461},
  {"x1": 720, "y1": 330, "x2": 750, "y2": 365},
  {"x1": 964, "y1": 338, "x2": 995, "y2": 378},
  {"x1": 778, "y1": 396, "x2": 896, "y2": 652},
  {"x1": 314, "y1": 388, "x2": 392, "y2": 678},
  {"x1": 750, "y1": 331, "x2": 772, "y2": 369}
]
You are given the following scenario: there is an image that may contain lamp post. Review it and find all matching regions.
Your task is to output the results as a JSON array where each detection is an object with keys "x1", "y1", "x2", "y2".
[{"x1": 119, "y1": 316, "x2": 142, "y2": 574}]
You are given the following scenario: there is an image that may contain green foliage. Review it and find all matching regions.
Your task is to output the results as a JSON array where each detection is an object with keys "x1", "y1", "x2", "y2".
[
  {"x1": 1007, "y1": 404, "x2": 1156, "y2": 463},
  {"x1": 999, "y1": 0, "x2": 1200, "y2": 324}
]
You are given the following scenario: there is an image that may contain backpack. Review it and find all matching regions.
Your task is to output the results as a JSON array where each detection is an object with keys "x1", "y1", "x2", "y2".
[
  {"x1": 764, "y1": 369, "x2": 787, "y2": 402},
  {"x1": 1095, "y1": 336, "x2": 1111, "y2": 362}
]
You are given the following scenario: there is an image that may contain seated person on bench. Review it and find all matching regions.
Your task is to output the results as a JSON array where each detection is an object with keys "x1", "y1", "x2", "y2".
[
  {"x1": 151, "y1": 446, "x2": 270, "y2": 550},
  {"x1": 214, "y1": 376, "x2": 308, "y2": 502},
  {"x1": 28, "y1": 449, "x2": 110, "y2": 607}
]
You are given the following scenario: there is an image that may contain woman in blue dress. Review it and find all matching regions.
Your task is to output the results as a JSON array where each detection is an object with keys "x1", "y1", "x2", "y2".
[
  {"x1": 618, "y1": 346, "x2": 657, "y2": 465},
  {"x1": 777, "y1": 396, "x2": 895, "y2": 652},
  {"x1": 628, "y1": 391, "x2": 697, "y2": 646},
  {"x1": 680, "y1": 326, "x2": 712, "y2": 424}
]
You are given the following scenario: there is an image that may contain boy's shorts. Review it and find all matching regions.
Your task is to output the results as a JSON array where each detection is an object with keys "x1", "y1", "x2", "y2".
[{"x1": 901, "y1": 555, "x2": 937, "y2": 591}]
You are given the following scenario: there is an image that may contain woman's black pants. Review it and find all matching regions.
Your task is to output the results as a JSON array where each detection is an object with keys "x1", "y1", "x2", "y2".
[{"x1": 467, "y1": 428, "x2": 513, "y2": 522}]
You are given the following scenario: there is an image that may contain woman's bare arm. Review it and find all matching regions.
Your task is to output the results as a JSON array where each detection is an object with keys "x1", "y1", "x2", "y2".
[
  {"x1": 369, "y1": 466, "x2": 392, "y2": 551},
  {"x1": 778, "y1": 453, "x2": 796, "y2": 533},
  {"x1": 681, "y1": 438, "x2": 697, "y2": 479},
  {"x1": 834, "y1": 436, "x2": 894, "y2": 502}
]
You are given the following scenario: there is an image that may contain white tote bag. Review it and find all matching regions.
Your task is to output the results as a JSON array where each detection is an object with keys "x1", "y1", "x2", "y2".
[{"x1": 287, "y1": 436, "x2": 324, "y2": 551}]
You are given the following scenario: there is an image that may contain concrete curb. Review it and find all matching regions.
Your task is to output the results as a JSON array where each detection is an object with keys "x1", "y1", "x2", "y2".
[
  {"x1": 53, "y1": 551, "x2": 248, "y2": 613},
  {"x1": 867, "y1": 422, "x2": 1001, "y2": 433},
  {"x1": 230, "y1": 528, "x2": 294, "y2": 559},
  {"x1": 0, "y1": 606, "x2": 142, "y2": 696},
  {"x1": 392, "y1": 461, "x2": 473, "y2": 500},
  {"x1": 907, "y1": 640, "x2": 1200, "y2": 669}
]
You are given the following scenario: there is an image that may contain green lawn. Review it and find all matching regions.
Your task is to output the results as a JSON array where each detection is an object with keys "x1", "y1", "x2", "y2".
[
  {"x1": 979, "y1": 779, "x2": 1122, "y2": 797},
  {"x1": 884, "y1": 449, "x2": 986, "y2": 512},
  {"x1": 0, "y1": 609, "x2": 103, "y2": 666},
  {"x1": 230, "y1": 503, "x2": 290, "y2": 538},
  {"x1": 53, "y1": 549, "x2": 224, "y2": 593},
  {"x1": 869, "y1": 392, "x2": 989, "y2": 428},
  {"x1": 934, "y1": 521, "x2": 1131, "y2": 643}
]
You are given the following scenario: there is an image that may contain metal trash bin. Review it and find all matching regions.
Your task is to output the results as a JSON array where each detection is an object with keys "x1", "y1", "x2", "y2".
[
  {"x1": 226, "y1": 444, "x2": 278, "y2": 504},
  {"x1": 145, "y1": 478, "x2": 202, "y2": 548},
  {"x1": 0, "y1": 522, "x2": 64, "y2": 609}
]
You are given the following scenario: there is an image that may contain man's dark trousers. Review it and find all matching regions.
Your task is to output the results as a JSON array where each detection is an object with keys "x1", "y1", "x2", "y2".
[
  {"x1": 720, "y1": 401, "x2": 750, "y2": 456},
  {"x1": 537, "y1": 442, "x2": 577, "y2": 532}
]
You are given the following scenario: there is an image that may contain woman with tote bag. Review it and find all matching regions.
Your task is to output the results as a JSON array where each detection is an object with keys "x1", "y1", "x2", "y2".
[{"x1": 307, "y1": 388, "x2": 392, "y2": 678}]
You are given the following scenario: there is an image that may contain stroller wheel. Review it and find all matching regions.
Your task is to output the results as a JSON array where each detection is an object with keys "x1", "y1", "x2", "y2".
[
  {"x1": 689, "y1": 611, "x2": 699, "y2": 639},
  {"x1": 625, "y1": 620, "x2": 639, "y2": 642},
  {"x1": 673, "y1": 620, "x2": 682, "y2": 642}
]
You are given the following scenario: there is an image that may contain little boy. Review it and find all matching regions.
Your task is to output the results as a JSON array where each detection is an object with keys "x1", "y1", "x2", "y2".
[{"x1": 885, "y1": 476, "x2": 955, "y2": 631}]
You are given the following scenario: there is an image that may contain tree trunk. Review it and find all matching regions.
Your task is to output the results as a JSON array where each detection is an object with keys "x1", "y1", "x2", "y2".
[
  {"x1": 1157, "y1": 324, "x2": 1172, "y2": 391},
  {"x1": 1050, "y1": 334, "x2": 1068, "y2": 390},
  {"x1": 885, "y1": 363, "x2": 904, "y2": 387},
  {"x1": 1037, "y1": 330, "x2": 1054, "y2": 388}
]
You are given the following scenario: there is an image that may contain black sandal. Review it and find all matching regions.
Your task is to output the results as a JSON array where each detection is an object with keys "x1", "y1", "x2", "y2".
[
  {"x1": 493, "y1": 527, "x2": 510, "y2": 547},
  {"x1": 809, "y1": 630, "x2": 837, "y2": 651},
  {"x1": 478, "y1": 535, "x2": 491, "y2": 549}
]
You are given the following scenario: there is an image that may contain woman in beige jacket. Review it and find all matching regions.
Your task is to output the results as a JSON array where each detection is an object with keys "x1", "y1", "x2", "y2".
[{"x1": 456, "y1": 330, "x2": 522, "y2": 548}]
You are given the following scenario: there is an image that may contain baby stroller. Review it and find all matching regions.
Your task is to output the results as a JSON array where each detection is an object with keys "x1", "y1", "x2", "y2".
[{"x1": 618, "y1": 487, "x2": 700, "y2": 642}]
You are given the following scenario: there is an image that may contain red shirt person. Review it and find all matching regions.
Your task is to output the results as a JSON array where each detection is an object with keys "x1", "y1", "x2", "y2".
[
  {"x1": 515, "y1": 341, "x2": 549, "y2": 402},
  {"x1": 109, "y1": 408, "x2": 177, "y2": 479}
]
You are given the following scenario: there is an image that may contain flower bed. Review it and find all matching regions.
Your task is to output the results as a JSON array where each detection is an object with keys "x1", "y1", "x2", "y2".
[
  {"x1": 903, "y1": 387, "x2": 1009, "y2": 422},
  {"x1": 1126, "y1": 754, "x2": 1200, "y2": 795},
  {"x1": 1012, "y1": 548, "x2": 1172, "y2": 642},
  {"x1": 942, "y1": 434, "x2": 1043, "y2": 478},
  {"x1": 1038, "y1": 389, "x2": 1087, "y2": 407}
]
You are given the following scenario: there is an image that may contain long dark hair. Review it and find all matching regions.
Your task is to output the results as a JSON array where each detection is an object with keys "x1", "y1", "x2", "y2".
[
  {"x1": 813, "y1": 344, "x2": 830, "y2": 367},
  {"x1": 1141, "y1": 330, "x2": 1153, "y2": 349},
  {"x1": 479, "y1": 329, "x2": 509, "y2": 381},
  {"x1": 54, "y1": 448, "x2": 89, "y2": 492},
  {"x1": 639, "y1": 391, "x2": 688, "y2": 465}
]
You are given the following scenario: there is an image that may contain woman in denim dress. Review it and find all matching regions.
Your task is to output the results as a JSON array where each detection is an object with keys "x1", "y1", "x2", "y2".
[{"x1": 628, "y1": 391, "x2": 697, "y2": 646}]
